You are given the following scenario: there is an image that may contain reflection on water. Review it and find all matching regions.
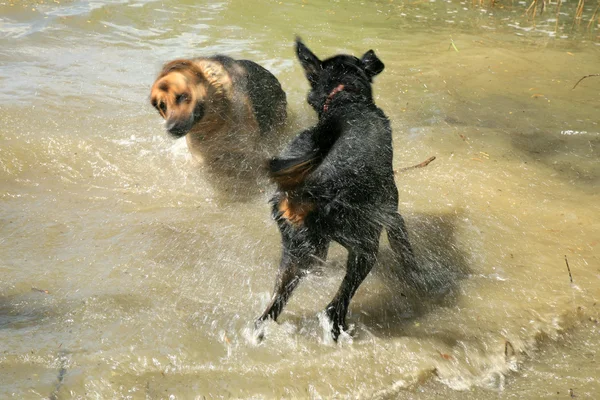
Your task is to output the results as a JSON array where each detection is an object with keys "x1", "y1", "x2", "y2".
[{"x1": 1, "y1": 0, "x2": 599, "y2": 398}]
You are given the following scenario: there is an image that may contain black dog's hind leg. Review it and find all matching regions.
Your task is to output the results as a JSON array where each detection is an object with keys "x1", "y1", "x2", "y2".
[
  {"x1": 325, "y1": 233, "x2": 380, "y2": 340},
  {"x1": 387, "y1": 212, "x2": 417, "y2": 270},
  {"x1": 257, "y1": 228, "x2": 329, "y2": 325}
]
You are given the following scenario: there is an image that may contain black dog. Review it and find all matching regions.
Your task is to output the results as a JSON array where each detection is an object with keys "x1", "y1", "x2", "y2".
[{"x1": 256, "y1": 39, "x2": 417, "y2": 340}]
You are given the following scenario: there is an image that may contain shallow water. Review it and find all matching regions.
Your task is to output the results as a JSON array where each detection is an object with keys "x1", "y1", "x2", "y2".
[{"x1": 1, "y1": 0, "x2": 599, "y2": 398}]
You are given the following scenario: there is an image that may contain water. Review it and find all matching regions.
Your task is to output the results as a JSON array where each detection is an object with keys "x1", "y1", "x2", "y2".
[{"x1": 1, "y1": 0, "x2": 599, "y2": 398}]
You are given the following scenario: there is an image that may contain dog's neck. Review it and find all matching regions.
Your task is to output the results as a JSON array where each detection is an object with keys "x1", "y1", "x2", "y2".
[{"x1": 323, "y1": 84, "x2": 345, "y2": 112}]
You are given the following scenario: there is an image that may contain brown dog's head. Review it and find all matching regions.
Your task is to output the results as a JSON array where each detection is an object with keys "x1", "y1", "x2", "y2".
[{"x1": 150, "y1": 60, "x2": 208, "y2": 138}]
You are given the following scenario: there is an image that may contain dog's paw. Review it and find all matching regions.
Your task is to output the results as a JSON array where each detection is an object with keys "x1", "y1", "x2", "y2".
[
  {"x1": 255, "y1": 318, "x2": 267, "y2": 340},
  {"x1": 242, "y1": 319, "x2": 266, "y2": 346},
  {"x1": 318, "y1": 309, "x2": 353, "y2": 345}
]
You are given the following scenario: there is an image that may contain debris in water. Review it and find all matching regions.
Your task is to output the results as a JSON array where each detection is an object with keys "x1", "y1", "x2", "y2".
[
  {"x1": 395, "y1": 156, "x2": 436, "y2": 173},
  {"x1": 504, "y1": 340, "x2": 515, "y2": 359},
  {"x1": 448, "y1": 37, "x2": 459, "y2": 52},
  {"x1": 572, "y1": 74, "x2": 599, "y2": 90},
  {"x1": 31, "y1": 287, "x2": 49, "y2": 294},
  {"x1": 564, "y1": 255, "x2": 573, "y2": 283}
]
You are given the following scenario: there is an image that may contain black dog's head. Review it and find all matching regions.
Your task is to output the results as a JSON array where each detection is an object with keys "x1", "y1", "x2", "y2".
[{"x1": 295, "y1": 38, "x2": 385, "y2": 112}]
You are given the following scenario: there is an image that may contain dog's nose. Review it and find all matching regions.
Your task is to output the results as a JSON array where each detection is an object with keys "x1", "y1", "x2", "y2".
[{"x1": 166, "y1": 120, "x2": 189, "y2": 138}]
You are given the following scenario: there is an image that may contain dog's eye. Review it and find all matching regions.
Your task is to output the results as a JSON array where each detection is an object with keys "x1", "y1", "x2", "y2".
[
  {"x1": 175, "y1": 93, "x2": 188, "y2": 104},
  {"x1": 158, "y1": 101, "x2": 167, "y2": 114}
]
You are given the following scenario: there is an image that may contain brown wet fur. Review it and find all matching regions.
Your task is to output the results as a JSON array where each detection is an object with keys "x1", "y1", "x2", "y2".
[
  {"x1": 278, "y1": 197, "x2": 315, "y2": 226},
  {"x1": 149, "y1": 56, "x2": 287, "y2": 184},
  {"x1": 151, "y1": 65, "x2": 207, "y2": 123},
  {"x1": 150, "y1": 59, "x2": 232, "y2": 145}
]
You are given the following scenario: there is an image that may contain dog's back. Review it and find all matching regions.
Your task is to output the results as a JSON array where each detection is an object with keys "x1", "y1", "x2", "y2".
[
  {"x1": 237, "y1": 60, "x2": 287, "y2": 136},
  {"x1": 210, "y1": 56, "x2": 287, "y2": 137}
]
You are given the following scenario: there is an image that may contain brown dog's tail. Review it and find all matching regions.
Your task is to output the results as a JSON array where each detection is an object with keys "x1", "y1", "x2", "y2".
[{"x1": 268, "y1": 154, "x2": 318, "y2": 191}]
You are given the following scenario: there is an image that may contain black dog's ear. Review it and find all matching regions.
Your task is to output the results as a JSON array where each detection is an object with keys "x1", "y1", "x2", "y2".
[
  {"x1": 295, "y1": 37, "x2": 322, "y2": 85},
  {"x1": 360, "y1": 50, "x2": 384, "y2": 80}
]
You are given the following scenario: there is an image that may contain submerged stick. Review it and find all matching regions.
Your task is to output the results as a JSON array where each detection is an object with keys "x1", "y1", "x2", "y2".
[
  {"x1": 572, "y1": 74, "x2": 600, "y2": 89},
  {"x1": 396, "y1": 156, "x2": 436, "y2": 173},
  {"x1": 504, "y1": 340, "x2": 515, "y2": 358},
  {"x1": 564, "y1": 255, "x2": 573, "y2": 283},
  {"x1": 449, "y1": 38, "x2": 459, "y2": 52}
]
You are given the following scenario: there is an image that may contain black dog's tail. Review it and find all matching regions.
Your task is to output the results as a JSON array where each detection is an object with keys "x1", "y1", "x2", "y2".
[{"x1": 267, "y1": 153, "x2": 318, "y2": 191}]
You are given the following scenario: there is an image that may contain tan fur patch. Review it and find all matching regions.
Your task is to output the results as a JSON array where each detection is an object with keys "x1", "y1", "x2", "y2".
[{"x1": 278, "y1": 197, "x2": 315, "y2": 226}]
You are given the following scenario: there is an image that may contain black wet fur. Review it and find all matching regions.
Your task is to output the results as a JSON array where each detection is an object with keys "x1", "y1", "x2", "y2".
[{"x1": 257, "y1": 39, "x2": 417, "y2": 341}]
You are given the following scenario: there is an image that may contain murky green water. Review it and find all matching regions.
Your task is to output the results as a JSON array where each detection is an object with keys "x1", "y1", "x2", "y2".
[{"x1": 1, "y1": 0, "x2": 599, "y2": 398}]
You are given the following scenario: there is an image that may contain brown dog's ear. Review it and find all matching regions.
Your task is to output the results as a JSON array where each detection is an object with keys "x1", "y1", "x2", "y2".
[
  {"x1": 360, "y1": 50, "x2": 384, "y2": 80},
  {"x1": 295, "y1": 37, "x2": 322, "y2": 85}
]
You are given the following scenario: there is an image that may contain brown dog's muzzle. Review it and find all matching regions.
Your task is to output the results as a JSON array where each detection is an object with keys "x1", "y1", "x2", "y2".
[{"x1": 166, "y1": 100, "x2": 205, "y2": 138}]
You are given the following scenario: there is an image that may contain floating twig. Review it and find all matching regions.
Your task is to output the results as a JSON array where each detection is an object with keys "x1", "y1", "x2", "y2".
[
  {"x1": 31, "y1": 287, "x2": 50, "y2": 294},
  {"x1": 504, "y1": 340, "x2": 515, "y2": 358},
  {"x1": 449, "y1": 38, "x2": 459, "y2": 52},
  {"x1": 396, "y1": 156, "x2": 436, "y2": 173},
  {"x1": 564, "y1": 255, "x2": 573, "y2": 283},
  {"x1": 572, "y1": 74, "x2": 600, "y2": 89}
]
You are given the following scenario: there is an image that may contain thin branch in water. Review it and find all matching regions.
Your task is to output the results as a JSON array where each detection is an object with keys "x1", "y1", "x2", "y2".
[
  {"x1": 569, "y1": 0, "x2": 585, "y2": 31},
  {"x1": 449, "y1": 38, "x2": 459, "y2": 52},
  {"x1": 396, "y1": 156, "x2": 436, "y2": 173},
  {"x1": 564, "y1": 255, "x2": 573, "y2": 283},
  {"x1": 505, "y1": 340, "x2": 515, "y2": 359},
  {"x1": 526, "y1": 0, "x2": 538, "y2": 21},
  {"x1": 588, "y1": 3, "x2": 600, "y2": 30},
  {"x1": 575, "y1": 0, "x2": 586, "y2": 25},
  {"x1": 555, "y1": 0, "x2": 562, "y2": 33},
  {"x1": 572, "y1": 74, "x2": 600, "y2": 89}
]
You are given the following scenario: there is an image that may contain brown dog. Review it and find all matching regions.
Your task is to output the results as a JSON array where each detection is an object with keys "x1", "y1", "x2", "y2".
[{"x1": 150, "y1": 56, "x2": 287, "y2": 180}]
